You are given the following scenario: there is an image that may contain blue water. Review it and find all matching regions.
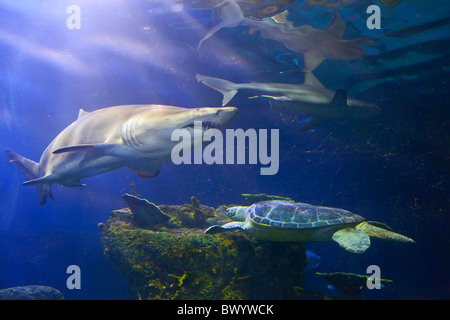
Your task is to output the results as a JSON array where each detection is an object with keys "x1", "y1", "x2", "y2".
[{"x1": 0, "y1": 0, "x2": 449, "y2": 299}]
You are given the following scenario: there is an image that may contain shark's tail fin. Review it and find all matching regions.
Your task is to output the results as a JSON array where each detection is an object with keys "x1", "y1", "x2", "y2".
[
  {"x1": 5, "y1": 150, "x2": 54, "y2": 206},
  {"x1": 196, "y1": 74, "x2": 238, "y2": 106},
  {"x1": 197, "y1": 0, "x2": 244, "y2": 50}
]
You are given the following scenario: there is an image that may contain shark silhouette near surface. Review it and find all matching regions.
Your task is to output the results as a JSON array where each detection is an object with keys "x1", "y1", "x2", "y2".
[
  {"x1": 198, "y1": 1, "x2": 374, "y2": 71},
  {"x1": 6, "y1": 104, "x2": 237, "y2": 205},
  {"x1": 197, "y1": 73, "x2": 380, "y2": 132}
]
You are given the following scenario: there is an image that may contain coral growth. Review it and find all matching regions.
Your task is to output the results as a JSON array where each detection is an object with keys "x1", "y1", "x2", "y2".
[{"x1": 99, "y1": 205, "x2": 306, "y2": 300}]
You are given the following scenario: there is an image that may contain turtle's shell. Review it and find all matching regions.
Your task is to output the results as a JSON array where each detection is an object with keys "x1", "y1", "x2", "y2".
[{"x1": 248, "y1": 200, "x2": 365, "y2": 229}]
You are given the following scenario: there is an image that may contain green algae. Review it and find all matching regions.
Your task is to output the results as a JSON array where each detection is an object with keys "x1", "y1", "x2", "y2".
[
  {"x1": 316, "y1": 272, "x2": 393, "y2": 297},
  {"x1": 242, "y1": 193, "x2": 294, "y2": 204},
  {"x1": 100, "y1": 206, "x2": 306, "y2": 300}
]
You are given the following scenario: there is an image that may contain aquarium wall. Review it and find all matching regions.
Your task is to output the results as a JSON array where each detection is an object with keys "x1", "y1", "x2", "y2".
[{"x1": 0, "y1": 0, "x2": 449, "y2": 300}]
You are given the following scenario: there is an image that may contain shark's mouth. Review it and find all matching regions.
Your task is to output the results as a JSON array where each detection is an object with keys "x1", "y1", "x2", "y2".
[{"x1": 182, "y1": 121, "x2": 221, "y2": 130}]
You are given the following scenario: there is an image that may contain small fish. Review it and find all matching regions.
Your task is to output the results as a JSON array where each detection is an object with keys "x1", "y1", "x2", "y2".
[{"x1": 305, "y1": 250, "x2": 321, "y2": 271}]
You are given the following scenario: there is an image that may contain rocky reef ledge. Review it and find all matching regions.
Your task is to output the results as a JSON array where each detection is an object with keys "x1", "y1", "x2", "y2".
[{"x1": 99, "y1": 196, "x2": 306, "y2": 300}]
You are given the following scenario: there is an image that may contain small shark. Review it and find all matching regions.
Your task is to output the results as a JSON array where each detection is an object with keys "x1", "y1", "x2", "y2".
[
  {"x1": 6, "y1": 104, "x2": 237, "y2": 205},
  {"x1": 198, "y1": 1, "x2": 374, "y2": 71},
  {"x1": 196, "y1": 73, "x2": 380, "y2": 131}
]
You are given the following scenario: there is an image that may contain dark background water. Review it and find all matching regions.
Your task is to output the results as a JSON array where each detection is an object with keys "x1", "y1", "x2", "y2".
[{"x1": 0, "y1": 0, "x2": 449, "y2": 299}]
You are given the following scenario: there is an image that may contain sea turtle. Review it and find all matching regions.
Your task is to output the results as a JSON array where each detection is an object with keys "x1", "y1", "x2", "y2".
[{"x1": 204, "y1": 200, "x2": 415, "y2": 253}]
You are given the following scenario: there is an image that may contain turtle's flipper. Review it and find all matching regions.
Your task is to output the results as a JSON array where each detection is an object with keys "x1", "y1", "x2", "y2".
[
  {"x1": 332, "y1": 228, "x2": 371, "y2": 253},
  {"x1": 123, "y1": 194, "x2": 170, "y2": 228},
  {"x1": 204, "y1": 222, "x2": 244, "y2": 235},
  {"x1": 356, "y1": 222, "x2": 415, "y2": 244}
]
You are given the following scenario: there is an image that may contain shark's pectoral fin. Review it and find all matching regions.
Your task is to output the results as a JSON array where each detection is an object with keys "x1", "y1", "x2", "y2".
[
  {"x1": 22, "y1": 174, "x2": 52, "y2": 186},
  {"x1": 326, "y1": 11, "x2": 345, "y2": 39},
  {"x1": 52, "y1": 143, "x2": 122, "y2": 156}
]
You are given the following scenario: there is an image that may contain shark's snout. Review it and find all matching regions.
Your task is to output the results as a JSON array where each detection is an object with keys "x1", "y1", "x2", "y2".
[
  {"x1": 215, "y1": 106, "x2": 238, "y2": 125},
  {"x1": 185, "y1": 106, "x2": 238, "y2": 129}
]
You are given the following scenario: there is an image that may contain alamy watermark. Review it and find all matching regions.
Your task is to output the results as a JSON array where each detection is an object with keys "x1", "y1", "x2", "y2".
[
  {"x1": 171, "y1": 121, "x2": 279, "y2": 175},
  {"x1": 366, "y1": 264, "x2": 382, "y2": 289},
  {"x1": 66, "y1": 265, "x2": 81, "y2": 290},
  {"x1": 66, "y1": 5, "x2": 81, "y2": 30},
  {"x1": 366, "y1": 5, "x2": 381, "y2": 30},
  {"x1": 66, "y1": 4, "x2": 382, "y2": 31}
]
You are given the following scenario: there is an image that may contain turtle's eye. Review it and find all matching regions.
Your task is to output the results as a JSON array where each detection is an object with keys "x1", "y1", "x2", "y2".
[{"x1": 226, "y1": 208, "x2": 235, "y2": 218}]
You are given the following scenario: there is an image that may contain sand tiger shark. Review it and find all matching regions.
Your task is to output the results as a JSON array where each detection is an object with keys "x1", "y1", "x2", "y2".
[
  {"x1": 6, "y1": 104, "x2": 238, "y2": 205},
  {"x1": 196, "y1": 73, "x2": 380, "y2": 131},
  {"x1": 198, "y1": 1, "x2": 374, "y2": 71}
]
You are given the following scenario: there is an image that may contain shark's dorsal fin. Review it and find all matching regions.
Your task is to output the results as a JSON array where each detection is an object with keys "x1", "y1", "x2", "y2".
[
  {"x1": 270, "y1": 10, "x2": 294, "y2": 30},
  {"x1": 304, "y1": 72, "x2": 325, "y2": 89},
  {"x1": 326, "y1": 11, "x2": 346, "y2": 39},
  {"x1": 329, "y1": 89, "x2": 347, "y2": 108},
  {"x1": 77, "y1": 109, "x2": 90, "y2": 120},
  {"x1": 271, "y1": 10, "x2": 289, "y2": 24}
]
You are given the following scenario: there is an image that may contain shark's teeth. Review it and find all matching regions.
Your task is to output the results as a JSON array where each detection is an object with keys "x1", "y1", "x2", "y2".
[
  {"x1": 183, "y1": 121, "x2": 220, "y2": 130},
  {"x1": 201, "y1": 121, "x2": 220, "y2": 130}
]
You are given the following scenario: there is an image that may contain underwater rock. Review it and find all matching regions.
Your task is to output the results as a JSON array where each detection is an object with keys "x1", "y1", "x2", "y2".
[
  {"x1": 0, "y1": 285, "x2": 64, "y2": 300},
  {"x1": 123, "y1": 194, "x2": 171, "y2": 229},
  {"x1": 121, "y1": 194, "x2": 219, "y2": 229},
  {"x1": 316, "y1": 272, "x2": 393, "y2": 298},
  {"x1": 100, "y1": 196, "x2": 306, "y2": 300}
]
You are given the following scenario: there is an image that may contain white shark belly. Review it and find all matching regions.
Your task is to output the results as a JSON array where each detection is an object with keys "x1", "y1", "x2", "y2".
[{"x1": 39, "y1": 150, "x2": 125, "y2": 187}]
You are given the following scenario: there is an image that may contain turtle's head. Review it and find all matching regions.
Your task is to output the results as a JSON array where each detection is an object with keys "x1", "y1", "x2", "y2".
[{"x1": 226, "y1": 206, "x2": 247, "y2": 221}]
